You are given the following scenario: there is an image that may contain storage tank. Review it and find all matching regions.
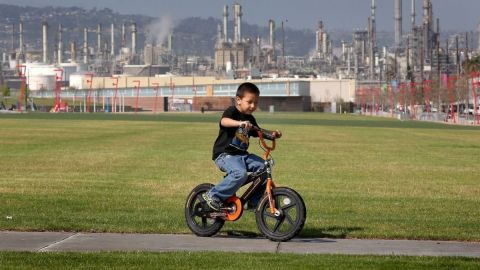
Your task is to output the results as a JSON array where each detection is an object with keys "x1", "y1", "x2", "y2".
[
  {"x1": 25, "y1": 63, "x2": 57, "y2": 91},
  {"x1": 28, "y1": 74, "x2": 56, "y2": 91},
  {"x1": 69, "y1": 71, "x2": 93, "y2": 90}
]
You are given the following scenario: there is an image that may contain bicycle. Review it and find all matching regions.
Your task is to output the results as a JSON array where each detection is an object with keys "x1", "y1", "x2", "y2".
[{"x1": 185, "y1": 127, "x2": 306, "y2": 241}]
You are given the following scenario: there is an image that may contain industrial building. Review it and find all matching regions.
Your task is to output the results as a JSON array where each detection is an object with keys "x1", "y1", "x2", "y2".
[
  {"x1": 1, "y1": 1, "x2": 479, "y2": 116},
  {"x1": 39, "y1": 75, "x2": 355, "y2": 113}
]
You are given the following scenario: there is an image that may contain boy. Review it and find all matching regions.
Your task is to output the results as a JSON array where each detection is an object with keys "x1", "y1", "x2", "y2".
[{"x1": 203, "y1": 82, "x2": 281, "y2": 211}]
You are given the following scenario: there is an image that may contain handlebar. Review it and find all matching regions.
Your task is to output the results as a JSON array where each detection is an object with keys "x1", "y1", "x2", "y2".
[{"x1": 251, "y1": 126, "x2": 276, "y2": 153}]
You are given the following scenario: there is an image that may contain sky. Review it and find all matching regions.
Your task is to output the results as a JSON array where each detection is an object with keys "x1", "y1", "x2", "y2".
[{"x1": 1, "y1": 0, "x2": 479, "y2": 32}]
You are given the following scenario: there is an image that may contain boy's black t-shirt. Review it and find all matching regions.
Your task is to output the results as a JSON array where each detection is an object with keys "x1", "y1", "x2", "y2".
[{"x1": 212, "y1": 106, "x2": 259, "y2": 160}]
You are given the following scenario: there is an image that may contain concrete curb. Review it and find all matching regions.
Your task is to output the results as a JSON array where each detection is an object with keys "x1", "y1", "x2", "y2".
[{"x1": 1, "y1": 232, "x2": 479, "y2": 257}]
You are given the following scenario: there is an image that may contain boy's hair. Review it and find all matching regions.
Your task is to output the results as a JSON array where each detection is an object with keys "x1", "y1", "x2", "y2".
[{"x1": 236, "y1": 82, "x2": 260, "y2": 98}]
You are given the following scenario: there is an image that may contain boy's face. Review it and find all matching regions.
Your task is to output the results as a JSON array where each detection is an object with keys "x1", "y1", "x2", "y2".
[{"x1": 236, "y1": 92, "x2": 258, "y2": 115}]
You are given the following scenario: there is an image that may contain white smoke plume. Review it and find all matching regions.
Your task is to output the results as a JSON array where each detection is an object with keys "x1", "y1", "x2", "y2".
[{"x1": 145, "y1": 15, "x2": 174, "y2": 46}]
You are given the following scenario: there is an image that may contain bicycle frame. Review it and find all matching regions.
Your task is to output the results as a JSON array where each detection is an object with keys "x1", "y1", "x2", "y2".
[
  {"x1": 256, "y1": 130, "x2": 280, "y2": 217},
  {"x1": 222, "y1": 130, "x2": 279, "y2": 221}
]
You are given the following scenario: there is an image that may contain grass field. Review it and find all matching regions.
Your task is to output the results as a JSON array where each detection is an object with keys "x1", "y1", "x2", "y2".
[
  {"x1": 1, "y1": 252, "x2": 480, "y2": 270},
  {"x1": 0, "y1": 112, "x2": 479, "y2": 241}
]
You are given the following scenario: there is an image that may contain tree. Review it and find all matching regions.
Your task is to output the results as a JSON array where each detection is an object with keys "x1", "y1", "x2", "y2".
[
  {"x1": 1, "y1": 84, "x2": 10, "y2": 100},
  {"x1": 464, "y1": 55, "x2": 480, "y2": 74}
]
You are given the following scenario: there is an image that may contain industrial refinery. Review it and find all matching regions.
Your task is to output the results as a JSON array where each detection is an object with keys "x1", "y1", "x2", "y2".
[{"x1": 0, "y1": 1, "x2": 479, "y2": 123}]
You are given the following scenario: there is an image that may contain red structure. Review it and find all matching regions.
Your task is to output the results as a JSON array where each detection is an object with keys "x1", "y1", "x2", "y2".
[
  {"x1": 423, "y1": 80, "x2": 432, "y2": 113},
  {"x1": 133, "y1": 80, "x2": 141, "y2": 114},
  {"x1": 447, "y1": 76, "x2": 458, "y2": 123},
  {"x1": 470, "y1": 72, "x2": 480, "y2": 125},
  {"x1": 409, "y1": 82, "x2": 417, "y2": 119},
  {"x1": 152, "y1": 82, "x2": 160, "y2": 114},
  {"x1": 85, "y1": 74, "x2": 94, "y2": 112},
  {"x1": 16, "y1": 65, "x2": 26, "y2": 112},
  {"x1": 388, "y1": 84, "x2": 395, "y2": 117},
  {"x1": 111, "y1": 76, "x2": 119, "y2": 113},
  {"x1": 53, "y1": 68, "x2": 63, "y2": 112}
]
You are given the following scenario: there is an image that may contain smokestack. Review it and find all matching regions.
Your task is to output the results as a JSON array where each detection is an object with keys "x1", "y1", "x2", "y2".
[
  {"x1": 111, "y1": 23, "x2": 115, "y2": 56},
  {"x1": 83, "y1": 27, "x2": 88, "y2": 64},
  {"x1": 122, "y1": 23, "x2": 126, "y2": 47},
  {"x1": 58, "y1": 24, "x2": 63, "y2": 64},
  {"x1": 477, "y1": 22, "x2": 480, "y2": 52},
  {"x1": 223, "y1": 5, "x2": 228, "y2": 43},
  {"x1": 268, "y1": 19, "x2": 275, "y2": 64},
  {"x1": 97, "y1": 24, "x2": 102, "y2": 54},
  {"x1": 168, "y1": 34, "x2": 173, "y2": 52},
  {"x1": 70, "y1": 41, "x2": 77, "y2": 63},
  {"x1": 411, "y1": 0, "x2": 416, "y2": 29},
  {"x1": 217, "y1": 24, "x2": 222, "y2": 45},
  {"x1": 42, "y1": 21, "x2": 48, "y2": 63},
  {"x1": 233, "y1": 3, "x2": 242, "y2": 43},
  {"x1": 19, "y1": 21, "x2": 24, "y2": 54},
  {"x1": 395, "y1": 0, "x2": 403, "y2": 48},
  {"x1": 369, "y1": 0, "x2": 376, "y2": 79},
  {"x1": 131, "y1": 23, "x2": 137, "y2": 55},
  {"x1": 423, "y1": 0, "x2": 431, "y2": 61},
  {"x1": 11, "y1": 23, "x2": 15, "y2": 52},
  {"x1": 322, "y1": 32, "x2": 328, "y2": 57},
  {"x1": 269, "y1": 19, "x2": 275, "y2": 49},
  {"x1": 316, "y1": 21, "x2": 324, "y2": 53}
]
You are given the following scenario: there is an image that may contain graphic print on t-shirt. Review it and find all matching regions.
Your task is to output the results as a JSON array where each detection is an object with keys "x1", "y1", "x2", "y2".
[{"x1": 230, "y1": 125, "x2": 249, "y2": 151}]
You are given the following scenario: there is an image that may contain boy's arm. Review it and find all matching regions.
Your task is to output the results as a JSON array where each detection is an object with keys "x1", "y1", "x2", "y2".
[{"x1": 220, "y1": 117, "x2": 252, "y2": 128}]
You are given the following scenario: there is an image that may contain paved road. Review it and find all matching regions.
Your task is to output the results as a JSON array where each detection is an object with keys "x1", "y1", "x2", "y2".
[{"x1": 0, "y1": 231, "x2": 479, "y2": 257}]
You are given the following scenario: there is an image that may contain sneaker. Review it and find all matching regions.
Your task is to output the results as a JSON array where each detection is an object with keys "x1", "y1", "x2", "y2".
[{"x1": 202, "y1": 193, "x2": 223, "y2": 211}]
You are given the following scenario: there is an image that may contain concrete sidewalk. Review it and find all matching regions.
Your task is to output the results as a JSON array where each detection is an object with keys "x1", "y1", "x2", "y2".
[{"x1": 1, "y1": 231, "x2": 479, "y2": 257}]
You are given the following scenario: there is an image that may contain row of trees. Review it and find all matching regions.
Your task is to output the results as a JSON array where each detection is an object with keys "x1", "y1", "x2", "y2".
[{"x1": 357, "y1": 55, "x2": 480, "y2": 116}]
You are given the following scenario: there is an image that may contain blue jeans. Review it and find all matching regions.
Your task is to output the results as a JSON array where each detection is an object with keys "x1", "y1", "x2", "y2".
[{"x1": 209, "y1": 153, "x2": 266, "y2": 205}]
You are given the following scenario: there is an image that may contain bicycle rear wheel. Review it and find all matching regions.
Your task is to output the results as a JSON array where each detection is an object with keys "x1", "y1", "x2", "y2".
[
  {"x1": 185, "y1": 183, "x2": 225, "y2": 237},
  {"x1": 255, "y1": 187, "x2": 306, "y2": 241}
]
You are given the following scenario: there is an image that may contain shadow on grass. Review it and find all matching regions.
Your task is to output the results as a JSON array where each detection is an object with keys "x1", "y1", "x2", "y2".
[
  {"x1": 299, "y1": 226, "x2": 364, "y2": 239},
  {"x1": 222, "y1": 230, "x2": 262, "y2": 238}
]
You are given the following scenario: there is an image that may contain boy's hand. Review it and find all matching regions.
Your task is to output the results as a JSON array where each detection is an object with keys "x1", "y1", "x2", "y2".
[
  {"x1": 272, "y1": 130, "x2": 282, "y2": 139},
  {"x1": 239, "y1": 121, "x2": 252, "y2": 129}
]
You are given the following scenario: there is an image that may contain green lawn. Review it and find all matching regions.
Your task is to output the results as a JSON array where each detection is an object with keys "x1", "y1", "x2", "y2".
[
  {"x1": 0, "y1": 112, "x2": 479, "y2": 240},
  {"x1": 1, "y1": 252, "x2": 479, "y2": 270}
]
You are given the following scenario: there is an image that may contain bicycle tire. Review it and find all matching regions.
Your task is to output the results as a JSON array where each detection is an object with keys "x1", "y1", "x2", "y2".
[
  {"x1": 255, "y1": 187, "x2": 306, "y2": 242},
  {"x1": 184, "y1": 183, "x2": 225, "y2": 237}
]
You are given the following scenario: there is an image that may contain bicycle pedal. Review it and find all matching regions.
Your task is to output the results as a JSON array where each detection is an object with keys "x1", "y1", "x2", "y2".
[{"x1": 209, "y1": 212, "x2": 227, "y2": 218}]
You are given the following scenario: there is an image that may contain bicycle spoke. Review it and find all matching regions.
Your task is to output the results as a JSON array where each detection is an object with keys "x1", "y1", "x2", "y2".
[
  {"x1": 272, "y1": 217, "x2": 285, "y2": 233},
  {"x1": 285, "y1": 213, "x2": 295, "y2": 226},
  {"x1": 281, "y1": 200, "x2": 296, "y2": 209}
]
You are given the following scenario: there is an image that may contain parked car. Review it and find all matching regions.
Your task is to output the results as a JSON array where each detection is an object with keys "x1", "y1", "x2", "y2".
[{"x1": 463, "y1": 106, "x2": 480, "y2": 115}]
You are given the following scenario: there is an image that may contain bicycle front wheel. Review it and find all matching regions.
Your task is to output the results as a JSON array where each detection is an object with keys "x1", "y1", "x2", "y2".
[{"x1": 255, "y1": 187, "x2": 306, "y2": 242}]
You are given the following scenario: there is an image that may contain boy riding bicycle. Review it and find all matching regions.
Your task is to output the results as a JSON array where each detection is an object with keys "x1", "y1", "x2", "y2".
[{"x1": 203, "y1": 82, "x2": 282, "y2": 211}]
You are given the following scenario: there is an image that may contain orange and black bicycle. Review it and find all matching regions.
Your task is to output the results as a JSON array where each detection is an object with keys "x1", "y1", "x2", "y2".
[{"x1": 185, "y1": 127, "x2": 306, "y2": 241}]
